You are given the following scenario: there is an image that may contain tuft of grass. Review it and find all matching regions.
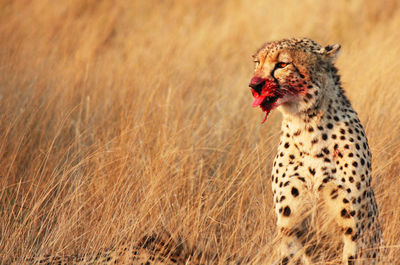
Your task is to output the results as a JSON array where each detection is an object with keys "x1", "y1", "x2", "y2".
[{"x1": 0, "y1": 0, "x2": 399, "y2": 263}]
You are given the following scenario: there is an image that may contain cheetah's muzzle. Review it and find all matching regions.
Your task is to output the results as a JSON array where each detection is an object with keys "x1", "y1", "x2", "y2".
[{"x1": 249, "y1": 76, "x2": 282, "y2": 123}]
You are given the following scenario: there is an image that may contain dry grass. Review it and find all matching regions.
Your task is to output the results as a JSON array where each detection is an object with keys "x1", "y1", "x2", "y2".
[{"x1": 0, "y1": 0, "x2": 399, "y2": 264}]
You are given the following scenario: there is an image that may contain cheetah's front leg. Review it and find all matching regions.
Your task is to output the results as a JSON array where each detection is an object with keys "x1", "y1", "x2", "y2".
[
  {"x1": 321, "y1": 182, "x2": 359, "y2": 265},
  {"x1": 273, "y1": 178, "x2": 313, "y2": 265}
]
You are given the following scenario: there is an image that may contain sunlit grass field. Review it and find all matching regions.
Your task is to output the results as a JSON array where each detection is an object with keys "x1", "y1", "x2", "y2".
[{"x1": 1, "y1": 0, "x2": 399, "y2": 264}]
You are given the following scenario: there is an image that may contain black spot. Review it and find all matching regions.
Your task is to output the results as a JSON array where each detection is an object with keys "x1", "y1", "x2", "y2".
[
  {"x1": 308, "y1": 167, "x2": 316, "y2": 175},
  {"x1": 355, "y1": 143, "x2": 360, "y2": 150},
  {"x1": 308, "y1": 127, "x2": 314, "y2": 132},
  {"x1": 330, "y1": 189, "x2": 338, "y2": 199},
  {"x1": 322, "y1": 134, "x2": 328, "y2": 140},
  {"x1": 305, "y1": 245, "x2": 318, "y2": 257},
  {"x1": 283, "y1": 181, "x2": 290, "y2": 187},
  {"x1": 345, "y1": 228, "x2": 353, "y2": 234},
  {"x1": 341, "y1": 209, "x2": 350, "y2": 218},
  {"x1": 332, "y1": 134, "x2": 337, "y2": 139},
  {"x1": 295, "y1": 229, "x2": 305, "y2": 239},
  {"x1": 327, "y1": 123, "x2": 333, "y2": 129},
  {"x1": 284, "y1": 142, "x2": 290, "y2": 148},
  {"x1": 283, "y1": 206, "x2": 291, "y2": 217},
  {"x1": 352, "y1": 161, "x2": 358, "y2": 167},
  {"x1": 348, "y1": 257, "x2": 355, "y2": 265},
  {"x1": 360, "y1": 158, "x2": 365, "y2": 165},
  {"x1": 291, "y1": 187, "x2": 299, "y2": 197},
  {"x1": 281, "y1": 257, "x2": 289, "y2": 265}
]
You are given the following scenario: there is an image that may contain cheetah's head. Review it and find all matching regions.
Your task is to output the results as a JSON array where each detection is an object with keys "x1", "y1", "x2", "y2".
[{"x1": 249, "y1": 38, "x2": 341, "y2": 123}]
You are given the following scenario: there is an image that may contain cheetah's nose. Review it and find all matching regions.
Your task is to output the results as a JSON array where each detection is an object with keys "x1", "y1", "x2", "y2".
[{"x1": 249, "y1": 77, "x2": 266, "y2": 95}]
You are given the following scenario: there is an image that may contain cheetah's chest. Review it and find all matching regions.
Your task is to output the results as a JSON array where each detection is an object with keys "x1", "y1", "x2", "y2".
[{"x1": 270, "y1": 114, "x2": 372, "y2": 209}]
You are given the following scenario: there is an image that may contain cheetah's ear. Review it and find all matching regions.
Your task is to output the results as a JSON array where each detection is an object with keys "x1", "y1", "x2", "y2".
[{"x1": 321, "y1": 44, "x2": 341, "y2": 61}]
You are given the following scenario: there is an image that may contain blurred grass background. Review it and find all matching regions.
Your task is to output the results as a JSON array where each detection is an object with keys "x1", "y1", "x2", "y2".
[{"x1": 0, "y1": 0, "x2": 399, "y2": 263}]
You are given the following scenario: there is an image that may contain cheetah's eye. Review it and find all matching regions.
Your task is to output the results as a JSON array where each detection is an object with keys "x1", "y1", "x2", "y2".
[{"x1": 276, "y1": 62, "x2": 289, "y2": 68}]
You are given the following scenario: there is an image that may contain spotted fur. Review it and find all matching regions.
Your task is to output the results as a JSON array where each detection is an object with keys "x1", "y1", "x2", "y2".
[
  {"x1": 251, "y1": 38, "x2": 382, "y2": 264},
  {"x1": 18, "y1": 234, "x2": 203, "y2": 265}
]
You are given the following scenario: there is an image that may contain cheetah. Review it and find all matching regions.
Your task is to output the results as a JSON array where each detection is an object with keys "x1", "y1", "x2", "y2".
[
  {"x1": 249, "y1": 38, "x2": 382, "y2": 264},
  {"x1": 17, "y1": 233, "x2": 203, "y2": 265}
]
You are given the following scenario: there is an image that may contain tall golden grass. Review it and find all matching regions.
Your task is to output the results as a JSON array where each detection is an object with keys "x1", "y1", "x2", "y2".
[{"x1": 1, "y1": 0, "x2": 399, "y2": 264}]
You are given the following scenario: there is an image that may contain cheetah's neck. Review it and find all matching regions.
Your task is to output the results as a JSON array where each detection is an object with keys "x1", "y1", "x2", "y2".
[{"x1": 279, "y1": 84, "x2": 361, "y2": 156}]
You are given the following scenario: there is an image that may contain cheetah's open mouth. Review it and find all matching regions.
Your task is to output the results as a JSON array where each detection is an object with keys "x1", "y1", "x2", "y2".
[
  {"x1": 251, "y1": 91, "x2": 281, "y2": 123},
  {"x1": 249, "y1": 78, "x2": 282, "y2": 123}
]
